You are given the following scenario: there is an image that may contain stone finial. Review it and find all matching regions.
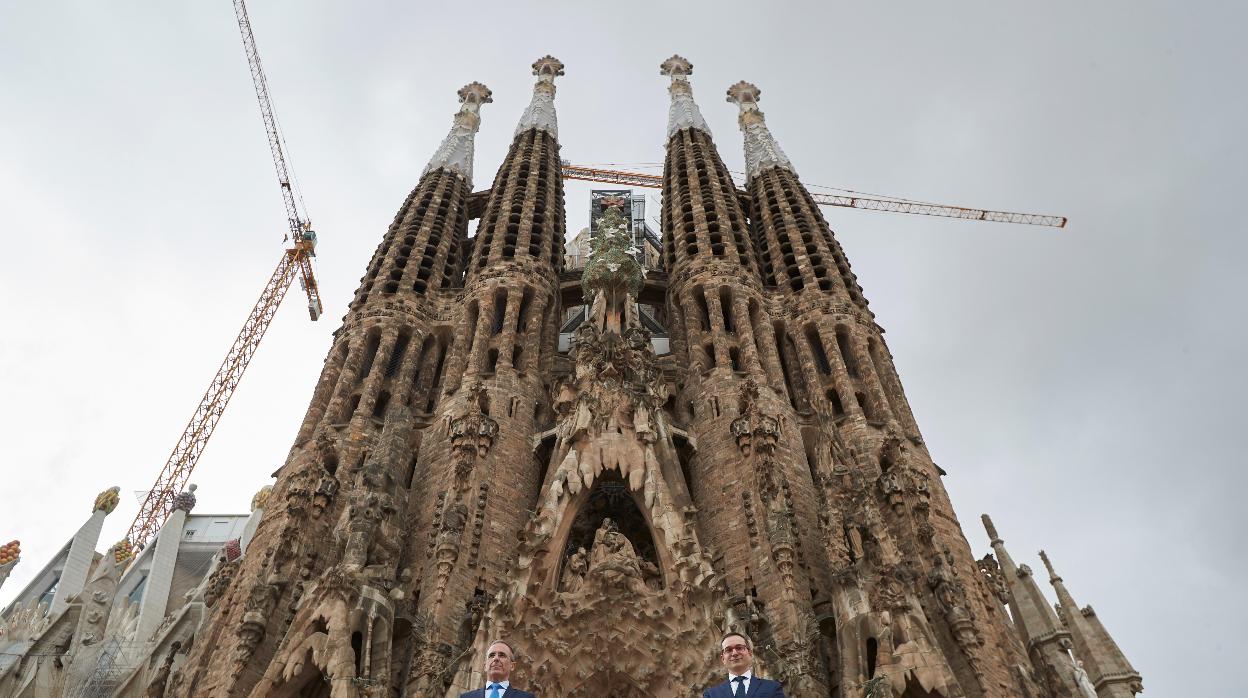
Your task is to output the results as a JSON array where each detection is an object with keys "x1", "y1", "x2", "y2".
[
  {"x1": 515, "y1": 56, "x2": 562, "y2": 139},
  {"x1": 1039, "y1": 550, "x2": 1061, "y2": 581},
  {"x1": 172, "y1": 483, "x2": 197, "y2": 513},
  {"x1": 532, "y1": 55, "x2": 565, "y2": 80},
  {"x1": 112, "y1": 539, "x2": 134, "y2": 564},
  {"x1": 458, "y1": 81, "x2": 493, "y2": 107},
  {"x1": 659, "y1": 54, "x2": 694, "y2": 78},
  {"x1": 726, "y1": 80, "x2": 794, "y2": 180},
  {"x1": 93, "y1": 486, "x2": 121, "y2": 514},
  {"x1": 661, "y1": 54, "x2": 710, "y2": 139},
  {"x1": 981, "y1": 513, "x2": 1001, "y2": 543},
  {"x1": 250, "y1": 485, "x2": 273, "y2": 512},
  {"x1": 0, "y1": 540, "x2": 19, "y2": 566},
  {"x1": 726, "y1": 80, "x2": 761, "y2": 108},
  {"x1": 424, "y1": 82, "x2": 493, "y2": 185}
]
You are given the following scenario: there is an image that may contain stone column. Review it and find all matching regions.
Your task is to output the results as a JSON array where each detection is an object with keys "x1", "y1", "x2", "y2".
[
  {"x1": 136, "y1": 486, "x2": 196, "y2": 642},
  {"x1": 49, "y1": 486, "x2": 119, "y2": 615}
]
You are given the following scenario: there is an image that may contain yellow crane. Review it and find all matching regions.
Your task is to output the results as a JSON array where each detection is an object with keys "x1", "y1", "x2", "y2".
[{"x1": 124, "y1": 0, "x2": 322, "y2": 549}]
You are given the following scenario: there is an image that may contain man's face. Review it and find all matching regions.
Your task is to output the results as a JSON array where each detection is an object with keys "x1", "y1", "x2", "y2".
[
  {"x1": 720, "y1": 635, "x2": 753, "y2": 674},
  {"x1": 485, "y1": 642, "x2": 515, "y2": 682}
]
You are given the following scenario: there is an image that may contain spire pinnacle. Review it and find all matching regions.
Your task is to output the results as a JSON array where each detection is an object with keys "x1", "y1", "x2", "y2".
[
  {"x1": 660, "y1": 54, "x2": 710, "y2": 139},
  {"x1": 1039, "y1": 549, "x2": 1061, "y2": 581},
  {"x1": 726, "y1": 80, "x2": 795, "y2": 181},
  {"x1": 514, "y1": 55, "x2": 563, "y2": 139},
  {"x1": 423, "y1": 81, "x2": 493, "y2": 185}
]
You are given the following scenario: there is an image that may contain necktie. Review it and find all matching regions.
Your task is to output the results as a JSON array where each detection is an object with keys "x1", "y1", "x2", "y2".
[
  {"x1": 733, "y1": 676, "x2": 746, "y2": 697},
  {"x1": 489, "y1": 683, "x2": 503, "y2": 698}
]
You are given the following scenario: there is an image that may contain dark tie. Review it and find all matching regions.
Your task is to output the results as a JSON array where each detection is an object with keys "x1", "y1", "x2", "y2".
[
  {"x1": 489, "y1": 683, "x2": 503, "y2": 698},
  {"x1": 733, "y1": 676, "x2": 746, "y2": 697}
]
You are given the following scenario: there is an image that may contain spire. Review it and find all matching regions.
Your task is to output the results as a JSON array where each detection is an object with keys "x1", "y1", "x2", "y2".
[
  {"x1": 726, "y1": 80, "x2": 795, "y2": 181},
  {"x1": 423, "y1": 81, "x2": 493, "y2": 186},
  {"x1": 982, "y1": 514, "x2": 1083, "y2": 694},
  {"x1": 514, "y1": 55, "x2": 563, "y2": 139},
  {"x1": 660, "y1": 55, "x2": 711, "y2": 139},
  {"x1": 1040, "y1": 551, "x2": 1145, "y2": 696}
]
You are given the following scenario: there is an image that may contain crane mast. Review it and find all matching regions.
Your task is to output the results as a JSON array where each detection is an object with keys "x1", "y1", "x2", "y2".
[{"x1": 124, "y1": 0, "x2": 322, "y2": 549}]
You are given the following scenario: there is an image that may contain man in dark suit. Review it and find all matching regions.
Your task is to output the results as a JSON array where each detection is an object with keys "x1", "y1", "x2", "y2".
[
  {"x1": 703, "y1": 632, "x2": 786, "y2": 698},
  {"x1": 459, "y1": 639, "x2": 535, "y2": 698}
]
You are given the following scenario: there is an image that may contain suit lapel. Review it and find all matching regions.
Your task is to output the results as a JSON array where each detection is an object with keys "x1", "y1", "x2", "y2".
[{"x1": 746, "y1": 677, "x2": 764, "y2": 696}]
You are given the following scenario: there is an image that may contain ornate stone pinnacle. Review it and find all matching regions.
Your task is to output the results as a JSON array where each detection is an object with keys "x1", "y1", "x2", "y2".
[
  {"x1": 981, "y1": 513, "x2": 1001, "y2": 543},
  {"x1": 660, "y1": 54, "x2": 693, "y2": 78},
  {"x1": 729, "y1": 79, "x2": 793, "y2": 180},
  {"x1": 516, "y1": 57, "x2": 562, "y2": 138},
  {"x1": 458, "y1": 81, "x2": 493, "y2": 107},
  {"x1": 1039, "y1": 550, "x2": 1061, "y2": 581},
  {"x1": 726, "y1": 80, "x2": 761, "y2": 108},
  {"x1": 661, "y1": 55, "x2": 709, "y2": 139},
  {"x1": 425, "y1": 82, "x2": 491, "y2": 184},
  {"x1": 532, "y1": 55, "x2": 565, "y2": 80},
  {"x1": 250, "y1": 485, "x2": 273, "y2": 512},
  {"x1": 172, "y1": 483, "x2": 198, "y2": 513},
  {"x1": 93, "y1": 486, "x2": 121, "y2": 514}
]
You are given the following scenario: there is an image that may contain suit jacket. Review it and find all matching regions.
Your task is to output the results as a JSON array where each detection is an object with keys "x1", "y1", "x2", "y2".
[
  {"x1": 703, "y1": 676, "x2": 785, "y2": 698},
  {"x1": 459, "y1": 687, "x2": 534, "y2": 698}
]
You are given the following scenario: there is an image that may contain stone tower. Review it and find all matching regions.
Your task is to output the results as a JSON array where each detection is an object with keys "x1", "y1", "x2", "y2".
[{"x1": 160, "y1": 56, "x2": 1140, "y2": 698}]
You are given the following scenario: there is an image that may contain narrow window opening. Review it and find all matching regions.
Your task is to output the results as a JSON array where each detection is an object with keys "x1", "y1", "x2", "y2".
[
  {"x1": 426, "y1": 340, "x2": 449, "y2": 413},
  {"x1": 491, "y1": 290, "x2": 508, "y2": 336},
  {"x1": 856, "y1": 392, "x2": 871, "y2": 419},
  {"x1": 806, "y1": 326, "x2": 832, "y2": 374},
  {"x1": 718, "y1": 287, "x2": 735, "y2": 331},
  {"x1": 405, "y1": 455, "x2": 418, "y2": 489},
  {"x1": 774, "y1": 325, "x2": 800, "y2": 411},
  {"x1": 729, "y1": 346, "x2": 742, "y2": 372},
  {"x1": 836, "y1": 328, "x2": 859, "y2": 378},
  {"x1": 385, "y1": 332, "x2": 410, "y2": 378},
  {"x1": 372, "y1": 391, "x2": 391, "y2": 418},
  {"x1": 485, "y1": 348, "x2": 499, "y2": 374},
  {"x1": 357, "y1": 331, "x2": 382, "y2": 384},
  {"x1": 351, "y1": 631, "x2": 364, "y2": 676},
  {"x1": 827, "y1": 389, "x2": 845, "y2": 417}
]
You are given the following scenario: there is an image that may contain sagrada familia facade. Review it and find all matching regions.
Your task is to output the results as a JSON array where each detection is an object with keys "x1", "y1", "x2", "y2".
[{"x1": 0, "y1": 56, "x2": 1142, "y2": 697}]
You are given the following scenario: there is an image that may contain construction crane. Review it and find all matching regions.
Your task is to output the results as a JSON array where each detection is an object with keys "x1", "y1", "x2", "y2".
[
  {"x1": 124, "y1": 0, "x2": 322, "y2": 549},
  {"x1": 561, "y1": 164, "x2": 1067, "y2": 228}
]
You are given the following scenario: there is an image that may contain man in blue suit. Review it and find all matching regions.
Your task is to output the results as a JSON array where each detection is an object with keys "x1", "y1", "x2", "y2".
[
  {"x1": 703, "y1": 633, "x2": 786, "y2": 697},
  {"x1": 459, "y1": 639, "x2": 535, "y2": 698}
]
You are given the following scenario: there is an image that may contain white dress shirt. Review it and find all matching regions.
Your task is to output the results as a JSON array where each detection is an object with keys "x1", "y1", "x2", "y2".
[
  {"x1": 727, "y1": 669, "x2": 753, "y2": 694},
  {"x1": 485, "y1": 679, "x2": 510, "y2": 696}
]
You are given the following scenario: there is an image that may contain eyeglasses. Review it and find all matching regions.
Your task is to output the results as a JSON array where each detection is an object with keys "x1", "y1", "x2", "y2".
[{"x1": 721, "y1": 644, "x2": 750, "y2": 656}]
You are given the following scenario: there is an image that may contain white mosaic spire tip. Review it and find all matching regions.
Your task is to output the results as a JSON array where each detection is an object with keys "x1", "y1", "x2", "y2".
[
  {"x1": 661, "y1": 54, "x2": 711, "y2": 140},
  {"x1": 424, "y1": 81, "x2": 493, "y2": 185},
  {"x1": 515, "y1": 55, "x2": 563, "y2": 139},
  {"x1": 726, "y1": 80, "x2": 795, "y2": 181}
]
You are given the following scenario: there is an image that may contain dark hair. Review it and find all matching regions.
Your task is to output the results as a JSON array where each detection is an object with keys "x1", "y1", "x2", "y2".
[{"x1": 720, "y1": 632, "x2": 752, "y2": 650}]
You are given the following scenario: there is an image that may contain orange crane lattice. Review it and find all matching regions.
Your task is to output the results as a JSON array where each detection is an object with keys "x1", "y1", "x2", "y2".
[
  {"x1": 561, "y1": 164, "x2": 1067, "y2": 228},
  {"x1": 124, "y1": 0, "x2": 322, "y2": 549}
]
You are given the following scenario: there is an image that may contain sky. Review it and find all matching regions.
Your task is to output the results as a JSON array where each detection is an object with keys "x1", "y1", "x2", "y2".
[{"x1": 1, "y1": 1, "x2": 1244, "y2": 694}]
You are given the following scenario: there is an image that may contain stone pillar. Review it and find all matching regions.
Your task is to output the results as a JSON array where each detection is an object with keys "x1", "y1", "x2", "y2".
[
  {"x1": 241, "y1": 486, "x2": 271, "y2": 554},
  {"x1": 49, "y1": 486, "x2": 119, "y2": 615},
  {"x1": 136, "y1": 486, "x2": 196, "y2": 642}
]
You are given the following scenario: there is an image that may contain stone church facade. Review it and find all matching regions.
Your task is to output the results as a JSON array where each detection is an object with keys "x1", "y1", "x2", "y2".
[{"x1": 0, "y1": 56, "x2": 1141, "y2": 698}]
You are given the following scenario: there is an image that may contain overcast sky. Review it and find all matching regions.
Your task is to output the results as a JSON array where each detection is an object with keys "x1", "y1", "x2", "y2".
[{"x1": 2, "y1": 2, "x2": 1244, "y2": 694}]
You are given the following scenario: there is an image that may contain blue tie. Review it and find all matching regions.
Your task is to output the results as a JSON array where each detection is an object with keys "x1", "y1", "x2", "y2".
[
  {"x1": 733, "y1": 676, "x2": 746, "y2": 697},
  {"x1": 489, "y1": 683, "x2": 503, "y2": 698}
]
